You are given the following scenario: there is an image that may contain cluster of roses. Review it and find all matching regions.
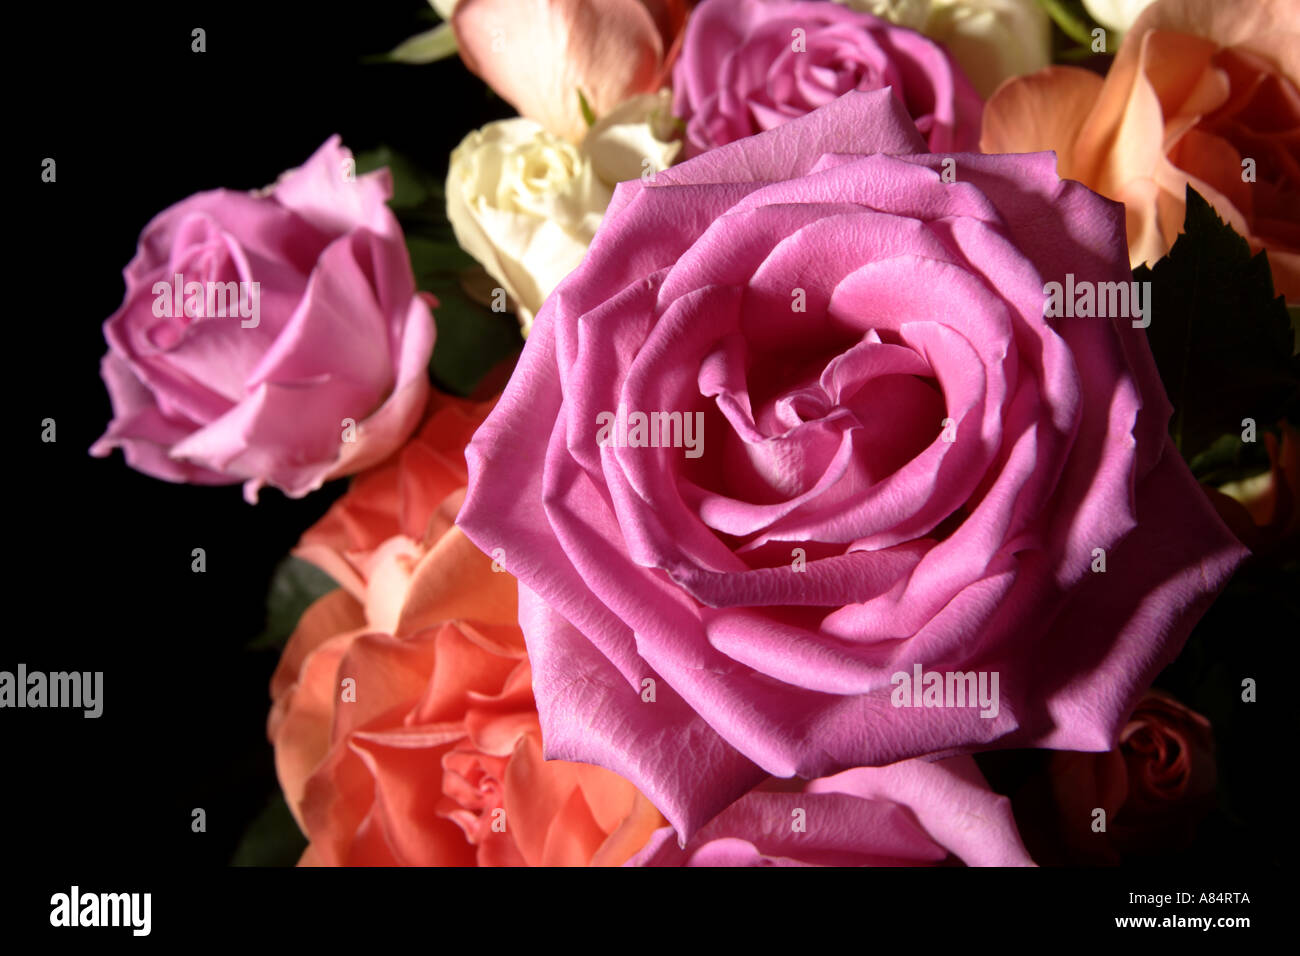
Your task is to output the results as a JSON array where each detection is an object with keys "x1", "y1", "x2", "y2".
[{"x1": 91, "y1": 0, "x2": 1295, "y2": 865}]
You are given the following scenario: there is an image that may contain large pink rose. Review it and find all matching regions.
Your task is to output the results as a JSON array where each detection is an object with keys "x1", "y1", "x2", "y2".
[
  {"x1": 629, "y1": 756, "x2": 1034, "y2": 866},
  {"x1": 672, "y1": 0, "x2": 982, "y2": 157},
  {"x1": 456, "y1": 90, "x2": 1247, "y2": 840},
  {"x1": 91, "y1": 137, "x2": 436, "y2": 502}
]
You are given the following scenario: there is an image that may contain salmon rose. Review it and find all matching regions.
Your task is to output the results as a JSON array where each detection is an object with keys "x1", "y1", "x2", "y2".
[
  {"x1": 452, "y1": 0, "x2": 688, "y2": 143},
  {"x1": 981, "y1": 0, "x2": 1300, "y2": 298},
  {"x1": 269, "y1": 392, "x2": 663, "y2": 865}
]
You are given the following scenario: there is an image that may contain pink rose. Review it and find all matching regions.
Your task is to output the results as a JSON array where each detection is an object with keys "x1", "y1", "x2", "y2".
[
  {"x1": 629, "y1": 756, "x2": 1034, "y2": 866},
  {"x1": 672, "y1": 0, "x2": 982, "y2": 157},
  {"x1": 91, "y1": 137, "x2": 436, "y2": 502},
  {"x1": 456, "y1": 90, "x2": 1247, "y2": 840}
]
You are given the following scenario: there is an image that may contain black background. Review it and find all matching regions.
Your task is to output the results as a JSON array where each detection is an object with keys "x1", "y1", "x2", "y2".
[
  {"x1": 7, "y1": 0, "x2": 1288, "y2": 902},
  {"x1": 13, "y1": 0, "x2": 512, "y2": 869}
]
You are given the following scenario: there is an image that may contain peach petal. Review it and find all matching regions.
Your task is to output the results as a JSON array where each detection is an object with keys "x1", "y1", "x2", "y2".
[
  {"x1": 272, "y1": 633, "x2": 355, "y2": 828},
  {"x1": 540, "y1": 785, "x2": 611, "y2": 866},
  {"x1": 503, "y1": 732, "x2": 581, "y2": 866},
  {"x1": 269, "y1": 589, "x2": 366, "y2": 719},
  {"x1": 981, "y1": 67, "x2": 1105, "y2": 182},
  {"x1": 297, "y1": 843, "x2": 325, "y2": 867},
  {"x1": 394, "y1": 527, "x2": 519, "y2": 636},
  {"x1": 589, "y1": 791, "x2": 667, "y2": 866},
  {"x1": 350, "y1": 733, "x2": 479, "y2": 865},
  {"x1": 408, "y1": 623, "x2": 521, "y2": 725},
  {"x1": 359, "y1": 535, "x2": 423, "y2": 634},
  {"x1": 453, "y1": 0, "x2": 665, "y2": 142},
  {"x1": 572, "y1": 760, "x2": 639, "y2": 835},
  {"x1": 299, "y1": 735, "x2": 376, "y2": 865},
  {"x1": 331, "y1": 630, "x2": 443, "y2": 740},
  {"x1": 465, "y1": 708, "x2": 540, "y2": 758}
]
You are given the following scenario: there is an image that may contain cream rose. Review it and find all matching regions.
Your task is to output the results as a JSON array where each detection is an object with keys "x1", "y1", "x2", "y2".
[
  {"x1": 446, "y1": 118, "x2": 610, "y2": 336},
  {"x1": 833, "y1": 0, "x2": 1051, "y2": 97},
  {"x1": 584, "y1": 89, "x2": 682, "y2": 186},
  {"x1": 1083, "y1": 0, "x2": 1157, "y2": 34},
  {"x1": 447, "y1": 106, "x2": 680, "y2": 335}
]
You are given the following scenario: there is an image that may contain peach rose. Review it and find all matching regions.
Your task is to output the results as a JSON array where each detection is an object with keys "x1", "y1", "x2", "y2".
[
  {"x1": 1011, "y1": 690, "x2": 1216, "y2": 864},
  {"x1": 452, "y1": 0, "x2": 688, "y2": 143},
  {"x1": 268, "y1": 391, "x2": 664, "y2": 865},
  {"x1": 981, "y1": 0, "x2": 1300, "y2": 299}
]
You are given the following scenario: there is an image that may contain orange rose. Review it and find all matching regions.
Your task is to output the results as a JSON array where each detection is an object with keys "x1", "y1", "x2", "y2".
[
  {"x1": 268, "y1": 391, "x2": 663, "y2": 865},
  {"x1": 452, "y1": 0, "x2": 688, "y2": 142},
  {"x1": 981, "y1": 0, "x2": 1300, "y2": 299}
]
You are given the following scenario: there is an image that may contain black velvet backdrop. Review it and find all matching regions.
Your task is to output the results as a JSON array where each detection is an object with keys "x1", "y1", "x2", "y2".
[{"x1": 14, "y1": 0, "x2": 512, "y2": 868}]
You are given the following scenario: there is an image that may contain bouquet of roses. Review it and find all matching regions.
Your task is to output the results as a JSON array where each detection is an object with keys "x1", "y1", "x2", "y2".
[{"x1": 89, "y1": 0, "x2": 1297, "y2": 867}]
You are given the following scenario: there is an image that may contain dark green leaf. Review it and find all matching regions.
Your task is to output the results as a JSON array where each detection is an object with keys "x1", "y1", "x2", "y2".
[
  {"x1": 1038, "y1": 0, "x2": 1100, "y2": 49},
  {"x1": 408, "y1": 234, "x2": 522, "y2": 395},
  {"x1": 1137, "y1": 185, "x2": 1298, "y2": 462},
  {"x1": 248, "y1": 556, "x2": 339, "y2": 651},
  {"x1": 358, "y1": 146, "x2": 524, "y2": 396},
  {"x1": 1186, "y1": 430, "x2": 1272, "y2": 485},
  {"x1": 230, "y1": 793, "x2": 308, "y2": 867},
  {"x1": 354, "y1": 145, "x2": 442, "y2": 213}
]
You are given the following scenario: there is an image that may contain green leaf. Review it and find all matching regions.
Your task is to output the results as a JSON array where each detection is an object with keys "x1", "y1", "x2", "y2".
[
  {"x1": 1136, "y1": 185, "x2": 1298, "y2": 463},
  {"x1": 356, "y1": 146, "x2": 523, "y2": 395},
  {"x1": 377, "y1": 23, "x2": 458, "y2": 64},
  {"x1": 1037, "y1": 0, "x2": 1098, "y2": 49},
  {"x1": 407, "y1": 235, "x2": 522, "y2": 396},
  {"x1": 406, "y1": 233, "x2": 476, "y2": 274},
  {"x1": 353, "y1": 145, "x2": 442, "y2": 214},
  {"x1": 427, "y1": 284, "x2": 522, "y2": 397},
  {"x1": 230, "y1": 794, "x2": 308, "y2": 867},
  {"x1": 1187, "y1": 430, "x2": 1272, "y2": 485},
  {"x1": 248, "y1": 556, "x2": 339, "y2": 651},
  {"x1": 577, "y1": 88, "x2": 597, "y2": 128}
]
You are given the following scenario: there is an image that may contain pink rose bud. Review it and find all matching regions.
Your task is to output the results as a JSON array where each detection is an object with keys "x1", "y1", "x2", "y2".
[{"x1": 91, "y1": 137, "x2": 436, "y2": 503}]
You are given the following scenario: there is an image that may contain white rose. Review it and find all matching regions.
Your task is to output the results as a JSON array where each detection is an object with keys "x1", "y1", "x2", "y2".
[
  {"x1": 1082, "y1": 0, "x2": 1156, "y2": 34},
  {"x1": 836, "y1": 0, "x2": 934, "y2": 30},
  {"x1": 833, "y1": 0, "x2": 1051, "y2": 98},
  {"x1": 583, "y1": 89, "x2": 682, "y2": 186},
  {"x1": 446, "y1": 118, "x2": 611, "y2": 336}
]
